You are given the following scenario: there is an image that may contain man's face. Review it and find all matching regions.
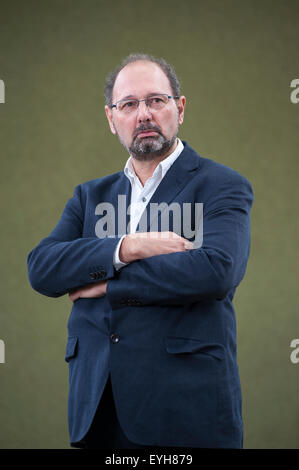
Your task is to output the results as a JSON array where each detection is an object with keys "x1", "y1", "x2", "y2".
[{"x1": 105, "y1": 61, "x2": 186, "y2": 161}]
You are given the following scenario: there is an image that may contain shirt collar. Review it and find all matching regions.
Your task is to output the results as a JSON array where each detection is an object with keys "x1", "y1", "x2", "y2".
[{"x1": 124, "y1": 138, "x2": 184, "y2": 182}]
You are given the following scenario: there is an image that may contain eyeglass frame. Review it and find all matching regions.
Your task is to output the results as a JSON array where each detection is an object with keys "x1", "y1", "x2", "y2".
[{"x1": 111, "y1": 93, "x2": 180, "y2": 112}]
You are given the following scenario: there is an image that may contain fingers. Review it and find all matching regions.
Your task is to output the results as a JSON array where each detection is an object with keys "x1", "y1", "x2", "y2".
[
  {"x1": 68, "y1": 281, "x2": 107, "y2": 302},
  {"x1": 69, "y1": 290, "x2": 81, "y2": 302},
  {"x1": 184, "y1": 240, "x2": 194, "y2": 250}
]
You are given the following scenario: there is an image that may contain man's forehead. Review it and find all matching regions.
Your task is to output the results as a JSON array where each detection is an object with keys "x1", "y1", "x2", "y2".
[{"x1": 113, "y1": 61, "x2": 171, "y2": 101}]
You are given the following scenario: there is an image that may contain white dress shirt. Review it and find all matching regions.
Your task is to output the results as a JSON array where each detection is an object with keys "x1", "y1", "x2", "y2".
[{"x1": 113, "y1": 138, "x2": 185, "y2": 270}]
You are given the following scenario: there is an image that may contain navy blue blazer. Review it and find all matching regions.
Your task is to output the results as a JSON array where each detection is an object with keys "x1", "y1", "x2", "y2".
[{"x1": 27, "y1": 141, "x2": 253, "y2": 448}]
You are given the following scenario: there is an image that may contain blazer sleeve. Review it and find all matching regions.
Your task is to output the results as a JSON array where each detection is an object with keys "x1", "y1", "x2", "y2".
[
  {"x1": 27, "y1": 185, "x2": 121, "y2": 297},
  {"x1": 106, "y1": 174, "x2": 254, "y2": 307}
]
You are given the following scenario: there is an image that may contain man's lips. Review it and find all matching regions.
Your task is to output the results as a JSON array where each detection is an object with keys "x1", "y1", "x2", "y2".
[{"x1": 136, "y1": 131, "x2": 159, "y2": 138}]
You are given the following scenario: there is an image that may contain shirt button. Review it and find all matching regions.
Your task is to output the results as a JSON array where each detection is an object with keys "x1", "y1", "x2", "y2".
[
  {"x1": 142, "y1": 197, "x2": 146, "y2": 202},
  {"x1": 110, "y1": 334, "x2": 120, "y2": 344}
]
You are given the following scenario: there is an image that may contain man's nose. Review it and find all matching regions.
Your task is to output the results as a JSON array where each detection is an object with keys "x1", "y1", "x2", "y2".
[{"x1": 137, "y1": 100, "x2": 153, "y2": 122}]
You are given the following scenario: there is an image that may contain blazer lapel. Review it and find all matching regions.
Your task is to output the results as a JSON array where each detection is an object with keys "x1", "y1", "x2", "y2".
[
  {"x1": 107, "y1": 172, "x2": 131, "y2": 237},
  {"x1": 135, "y1": 141, "x2": 201, "y2": 232}
]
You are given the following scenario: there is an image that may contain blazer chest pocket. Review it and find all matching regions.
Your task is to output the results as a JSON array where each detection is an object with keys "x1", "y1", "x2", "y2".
[
  {"x1": 65, "y1": 336, "x2": 78, "y2": 363},
  {"x1": 165, "y1": 336, "x2": 225, "y2": 361}
]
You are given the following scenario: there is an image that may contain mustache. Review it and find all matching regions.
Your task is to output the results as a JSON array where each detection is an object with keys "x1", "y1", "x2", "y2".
[{"x1": 133, "y1": 124, "x2": 162, "y2": 139}]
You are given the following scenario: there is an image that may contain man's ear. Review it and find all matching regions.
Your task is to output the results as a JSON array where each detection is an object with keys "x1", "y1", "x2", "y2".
[
  {"x1": 177, "y1": 96, "x2": 186, "y2": 125},
  {"x1": 105, "y1": 105, "x2": 116, "y2": 135}
]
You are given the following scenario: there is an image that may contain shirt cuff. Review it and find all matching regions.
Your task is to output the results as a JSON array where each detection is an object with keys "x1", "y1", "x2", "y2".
[{"x1": 113, "y1": 235, "x2": 128, "y2": 271}]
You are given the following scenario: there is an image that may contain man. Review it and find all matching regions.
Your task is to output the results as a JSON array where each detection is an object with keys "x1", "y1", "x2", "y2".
[{"x1": 27, "y1": 53, "x2": 253, "y2": 449}]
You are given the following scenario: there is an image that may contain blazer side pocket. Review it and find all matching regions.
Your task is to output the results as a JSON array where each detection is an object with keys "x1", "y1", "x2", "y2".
[
  {"x1": 165, "y1": 336, "x2": 225, "y2": 361},
  {"x1": 65, "y1": 336, "x2": 78, "y2": 363}
]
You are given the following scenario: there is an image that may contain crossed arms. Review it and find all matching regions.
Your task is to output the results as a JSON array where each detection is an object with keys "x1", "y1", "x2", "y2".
[
  {"x1": 27, "y1": 176, "x2": 253, "y2": 307},
  {"x1": 69, "y1": 232, "x2": 194, "y2": 302}
]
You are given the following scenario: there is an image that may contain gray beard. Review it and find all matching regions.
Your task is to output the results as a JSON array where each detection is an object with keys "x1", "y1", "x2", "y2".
[
  {"x1": 129, "y1": 133, "x2": 177, "y2": 161},
  {"x1": 113, "y1": 118, "x2": 179, "y2": 162}
]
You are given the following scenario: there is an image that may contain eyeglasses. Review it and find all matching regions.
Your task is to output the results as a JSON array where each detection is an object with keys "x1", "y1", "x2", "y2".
[{"x1": 111, "y1": 93, "x2": 179, "y2": 114}]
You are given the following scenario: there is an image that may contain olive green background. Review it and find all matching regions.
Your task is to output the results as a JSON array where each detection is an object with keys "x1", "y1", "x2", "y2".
[{"x1": 0, "y1": 0, "x2": 298, "y2": 449}]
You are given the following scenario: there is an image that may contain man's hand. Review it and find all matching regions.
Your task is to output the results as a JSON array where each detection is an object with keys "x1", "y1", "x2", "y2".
[
  {"x1": 68, "y1": 232, "x2": 193, "y2": 301},
  {"x1": 119, "y1": 231, "x2": 194, "y2": 263},
  {"x1": 69, "y1": 280, "x2": 107, "y2": 302}
]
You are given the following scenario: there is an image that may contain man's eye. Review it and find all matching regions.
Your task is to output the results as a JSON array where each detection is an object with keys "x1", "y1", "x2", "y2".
[
  {"x1": 123, "y1": 101, "x2": 136, "y2": 108},
  {"x1": 151, "y1": 97, "x2": 163, "y2": 103}
]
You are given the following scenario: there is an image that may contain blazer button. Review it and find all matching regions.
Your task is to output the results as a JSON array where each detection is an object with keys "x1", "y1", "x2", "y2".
[{"x1": 110, "y1": 333, "x2": 120, "y2": 344}]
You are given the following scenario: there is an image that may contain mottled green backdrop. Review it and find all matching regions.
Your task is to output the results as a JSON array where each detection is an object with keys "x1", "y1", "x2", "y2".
[{"x1": 0, "y1": 0, "x2": 298, "y2": 449}]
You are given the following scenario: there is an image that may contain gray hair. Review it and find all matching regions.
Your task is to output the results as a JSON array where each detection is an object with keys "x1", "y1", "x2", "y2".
[{"x1": 104, "y1": 53, "x2": 181, "y2": 108}]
